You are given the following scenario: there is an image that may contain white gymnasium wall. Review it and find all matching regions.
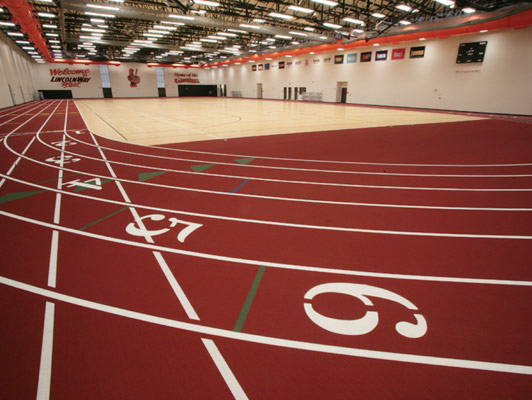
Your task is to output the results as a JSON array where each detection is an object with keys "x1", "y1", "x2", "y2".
[
  {"x1": 32, "y1": 62, "x2": 213, "y2": 98},
  {"x1": 209, "y1": 27, "x2": 532, "y2": 115},
  {"x1": 34, "y1": 63, "x2": 103, "y2": 98},
  {"x1": 0, "y1": 31, "x2": 38, "y2": 108},
  {"x1": 25, "y1": 26, "x2": 532, "y2": 114}
]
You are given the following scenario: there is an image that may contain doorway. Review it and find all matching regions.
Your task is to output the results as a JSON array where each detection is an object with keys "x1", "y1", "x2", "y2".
[
  {"x1": 257, "y1": 83, "x2": 263, "y2": 99},
  {"x1": 336, "y1": 81, "x2": 348, "y2": 103}
]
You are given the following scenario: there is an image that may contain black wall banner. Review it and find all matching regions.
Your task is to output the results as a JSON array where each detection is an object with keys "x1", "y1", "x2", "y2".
[{"x1": 410, "y1": 46, "x2": 425, "y2": 58}]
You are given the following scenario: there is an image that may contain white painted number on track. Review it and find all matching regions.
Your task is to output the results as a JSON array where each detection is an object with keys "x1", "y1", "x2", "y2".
[
  {"x1": 45, "y1": 155, "x2": 81, "y2": 164},
  {"x1": 64, "y1": 177, "x2": 103, "y2": 191},
  {"x1": 304, "y1": 283, "x2": 427, "y2": 339},
  {"x1": 51, "y1": 139, "x2": 76, "y2": 147},
  {"x1": 126, "y1": 214, "x2": 202, "y2": 243}
]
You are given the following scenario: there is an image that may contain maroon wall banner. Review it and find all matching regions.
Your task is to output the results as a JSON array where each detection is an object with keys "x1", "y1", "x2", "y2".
[
  {"x1": 392, "y1": 48, "x2": 406, "y2": 60},
  {"x1": 49, "y1": 68, "x2": 91, "y2": 88}
]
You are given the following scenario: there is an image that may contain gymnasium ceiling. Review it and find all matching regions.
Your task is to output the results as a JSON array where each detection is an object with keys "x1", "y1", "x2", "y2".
[{"x1": 0, "y1": 0, "x2": 530, "y2": 65}]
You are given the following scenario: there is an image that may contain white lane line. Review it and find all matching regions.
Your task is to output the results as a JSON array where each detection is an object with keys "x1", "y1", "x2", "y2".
[
  {"x1": 48, "y1": 100, "x2": 67, "y2": 288},
  {"x1": 86, "y1": 130, "x2": 200, "y2": 320},
  {"x1": 2, "y1": 209, "x2": 532, "y2": 287},
  {"x1": 62, "y1": 130, "x2": 532, "y2": 192},
  {"x1": 36, "y1": 302, "x2": 55, "y2": 400},
  {"x1": 0, "y1": 101, "x2": 60, "y2": 189},
  {"x1": 0, "y1": 101, "x2": 49, "y2": 126},
  {"x1": 201, "y1": 338, "x2": 249, "y2": 400},
  {"x1": 10, "y1": 135, "x2": 532, "y2": 211},
  {"x1": 87, "y1": 127, "x2": 247, "y2": 397},
  {"x1": 74, "y1": 108, "x2": 532, "y2": 168},
  {"x1": 2, "y1": 172, "x2": 532, "y2": 239},
  {"x1": 46, "y1": 131, "x2": 532, "y2": 178},
  {"x1": 2, "y1": 276, "x2": 531, "y2": 376}
]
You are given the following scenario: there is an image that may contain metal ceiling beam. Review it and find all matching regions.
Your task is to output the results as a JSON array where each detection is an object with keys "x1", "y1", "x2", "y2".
[{"x1": 60, "y1": 0, "x2": 336, "y2": 43}]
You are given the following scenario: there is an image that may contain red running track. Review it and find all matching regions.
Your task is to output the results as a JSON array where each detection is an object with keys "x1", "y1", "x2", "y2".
[{"x1": 1, "y1": 99, "x2": 532, "y2": 399}]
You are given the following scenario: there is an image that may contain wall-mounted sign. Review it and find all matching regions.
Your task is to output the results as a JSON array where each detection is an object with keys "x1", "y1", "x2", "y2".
[
  {"x1": 258, "y1": 64, "x2": 263, "y2": 71},
  {"x1": 456, "y1": 41, "x2": 487, "y2": 63},
  {"x1": 174, "y1": 72, "x2": 200, "y2": 83},
  {"x1": 49, "y1": 68, "x2": 91, "y2": 88},
  {"x1": 252, "y1": 65, "x2": 257, "y2": 71},
  {"x1": 324, "y1": 57, "x2": 331, "y2": 64},
  {"x1": 347, "y1": 53, "x2": 357, "y2": 63},
  {"x1": 392, "y1": 48, "x2": 406, "y2": 60},
  {"x1": 334, "y1": 55, "x2": 344, "y2": 64},
  {"x1": 410, "y1": 46, "x2": 425, "y2": 58},
  {"x1": 376, "y1": 50, "x2": 388, "y2": 61},
  {"x1": 313, "y1": 58, "x2": 320, "y2": 64},
  {"x1": 361, "y1": 52, "x2": 372, "y2": 62},
  {"x1": 127, "y1": 68, "x2": 140, "y2": 87},
  {"x1": 265, "y1": 63, "x2": 270, "y2": 70},
  {"x1": 279, "y1": 61, "x2": 285, "y2": 69}
]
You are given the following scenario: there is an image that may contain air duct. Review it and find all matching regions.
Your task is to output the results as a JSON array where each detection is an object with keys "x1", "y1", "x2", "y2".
[{"x1": 0, "y1": 0, "x2": 53, "y2": 62}]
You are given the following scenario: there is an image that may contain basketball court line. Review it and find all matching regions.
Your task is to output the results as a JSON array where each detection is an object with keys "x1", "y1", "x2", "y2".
[
  {"x1": 1, "y1": 275, "x2": 531, "y2": 376},
  {"x1": 73, "y1": 100, "x2": 532, "y2": 168},
  {"x1": 2, "y1": 209, "x2": 532, "y2": 287}
]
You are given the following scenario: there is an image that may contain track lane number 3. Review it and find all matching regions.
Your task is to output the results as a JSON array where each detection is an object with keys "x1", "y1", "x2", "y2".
[{"x1": 304, "y1": 282, "x2": 427, "y2": 339}]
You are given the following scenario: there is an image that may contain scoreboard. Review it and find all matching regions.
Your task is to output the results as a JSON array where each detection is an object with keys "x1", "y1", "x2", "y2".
[{"x1": 456, "y1": 41, "x2": 488, "y2": 63}]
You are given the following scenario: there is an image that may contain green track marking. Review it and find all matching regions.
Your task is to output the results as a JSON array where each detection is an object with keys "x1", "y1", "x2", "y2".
[
  {"x1": 235, "y1": 157, "x2": 255, "y2": 165},
  {"x1": 191, "y1": 163, "x2": 216, "y2": 173},
  {"x1": 73, "y1": 179, "x2": 114, "y2": 192},
  {"x1": 0, "y1": 190, "x2": 47, "y2": 204},
  {"x1": 37, "y1": 173, "x2": 79, "y2": 185},
  {"x1": 234, "y1": 266, "x2": 266, "y2": 332},
  {"x1": 78, "y1": 206, "x2": 130, "y2": 231},
  {"x1": 138, "y1": 170, "x2": 168, "y2": 182}
]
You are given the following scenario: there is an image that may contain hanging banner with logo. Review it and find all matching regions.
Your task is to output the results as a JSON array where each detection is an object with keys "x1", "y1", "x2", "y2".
[
  {"x1": 361, "y1": 52, "x2": 372, "y2": 62},
  {"x1": 347, "y1": 53, "x2": 357, "y2": 63},
  {"x1": 376, "y1": 50, "x2": 388, "y2": 61},
  {"x1": 410, "y1": 46, "x2": 425, "y2": 59},
  {"x1": 392, "y1": 48, "x2": 406, "y2": 60},
  {"x1": 174, "y1": 72, "x2": 200, "y2": 83}
]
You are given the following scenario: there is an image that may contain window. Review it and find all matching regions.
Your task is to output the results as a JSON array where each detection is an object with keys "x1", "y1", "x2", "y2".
[
  {"x1": 99, "y1": 65, "x2": 111, "y2": 88},
  {"x1": 156, "y1": 67, "x2": 165, "y2": 88}
]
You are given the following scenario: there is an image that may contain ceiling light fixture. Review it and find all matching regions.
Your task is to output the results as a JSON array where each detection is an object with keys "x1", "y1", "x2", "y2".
[
  {"x1": 311, "y1": 0, "x2": 338, "y2": 6},
  {"x1": 288, "y1": 5, "x2": 314, "y2": 14},
  {"x1": 269, "y1": 12, "x2": 294, "y2": 20},
  {"x1": 343, "y1": 17, "x2": 364, "y2": 25},
  {"x1": 86, "y1": 4, "x2": 118, "y2": 11},
  {"x1": 85, "y1": 12, "x2": 115, "y2": 18},
  {"x1": 396, "y1": 4, "x2": 412, "y2": 12},
  {"x1": 323, "y1": 22, "x2": 342, "y2": 29},
  {"x1": 193, "y1": 0, "x2": 220, "y2": 6}
]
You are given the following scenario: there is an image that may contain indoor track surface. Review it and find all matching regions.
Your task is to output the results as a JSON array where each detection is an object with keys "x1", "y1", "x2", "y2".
[{"x1": 1, "y1": 99, "x2": 532, "y2": 399}]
